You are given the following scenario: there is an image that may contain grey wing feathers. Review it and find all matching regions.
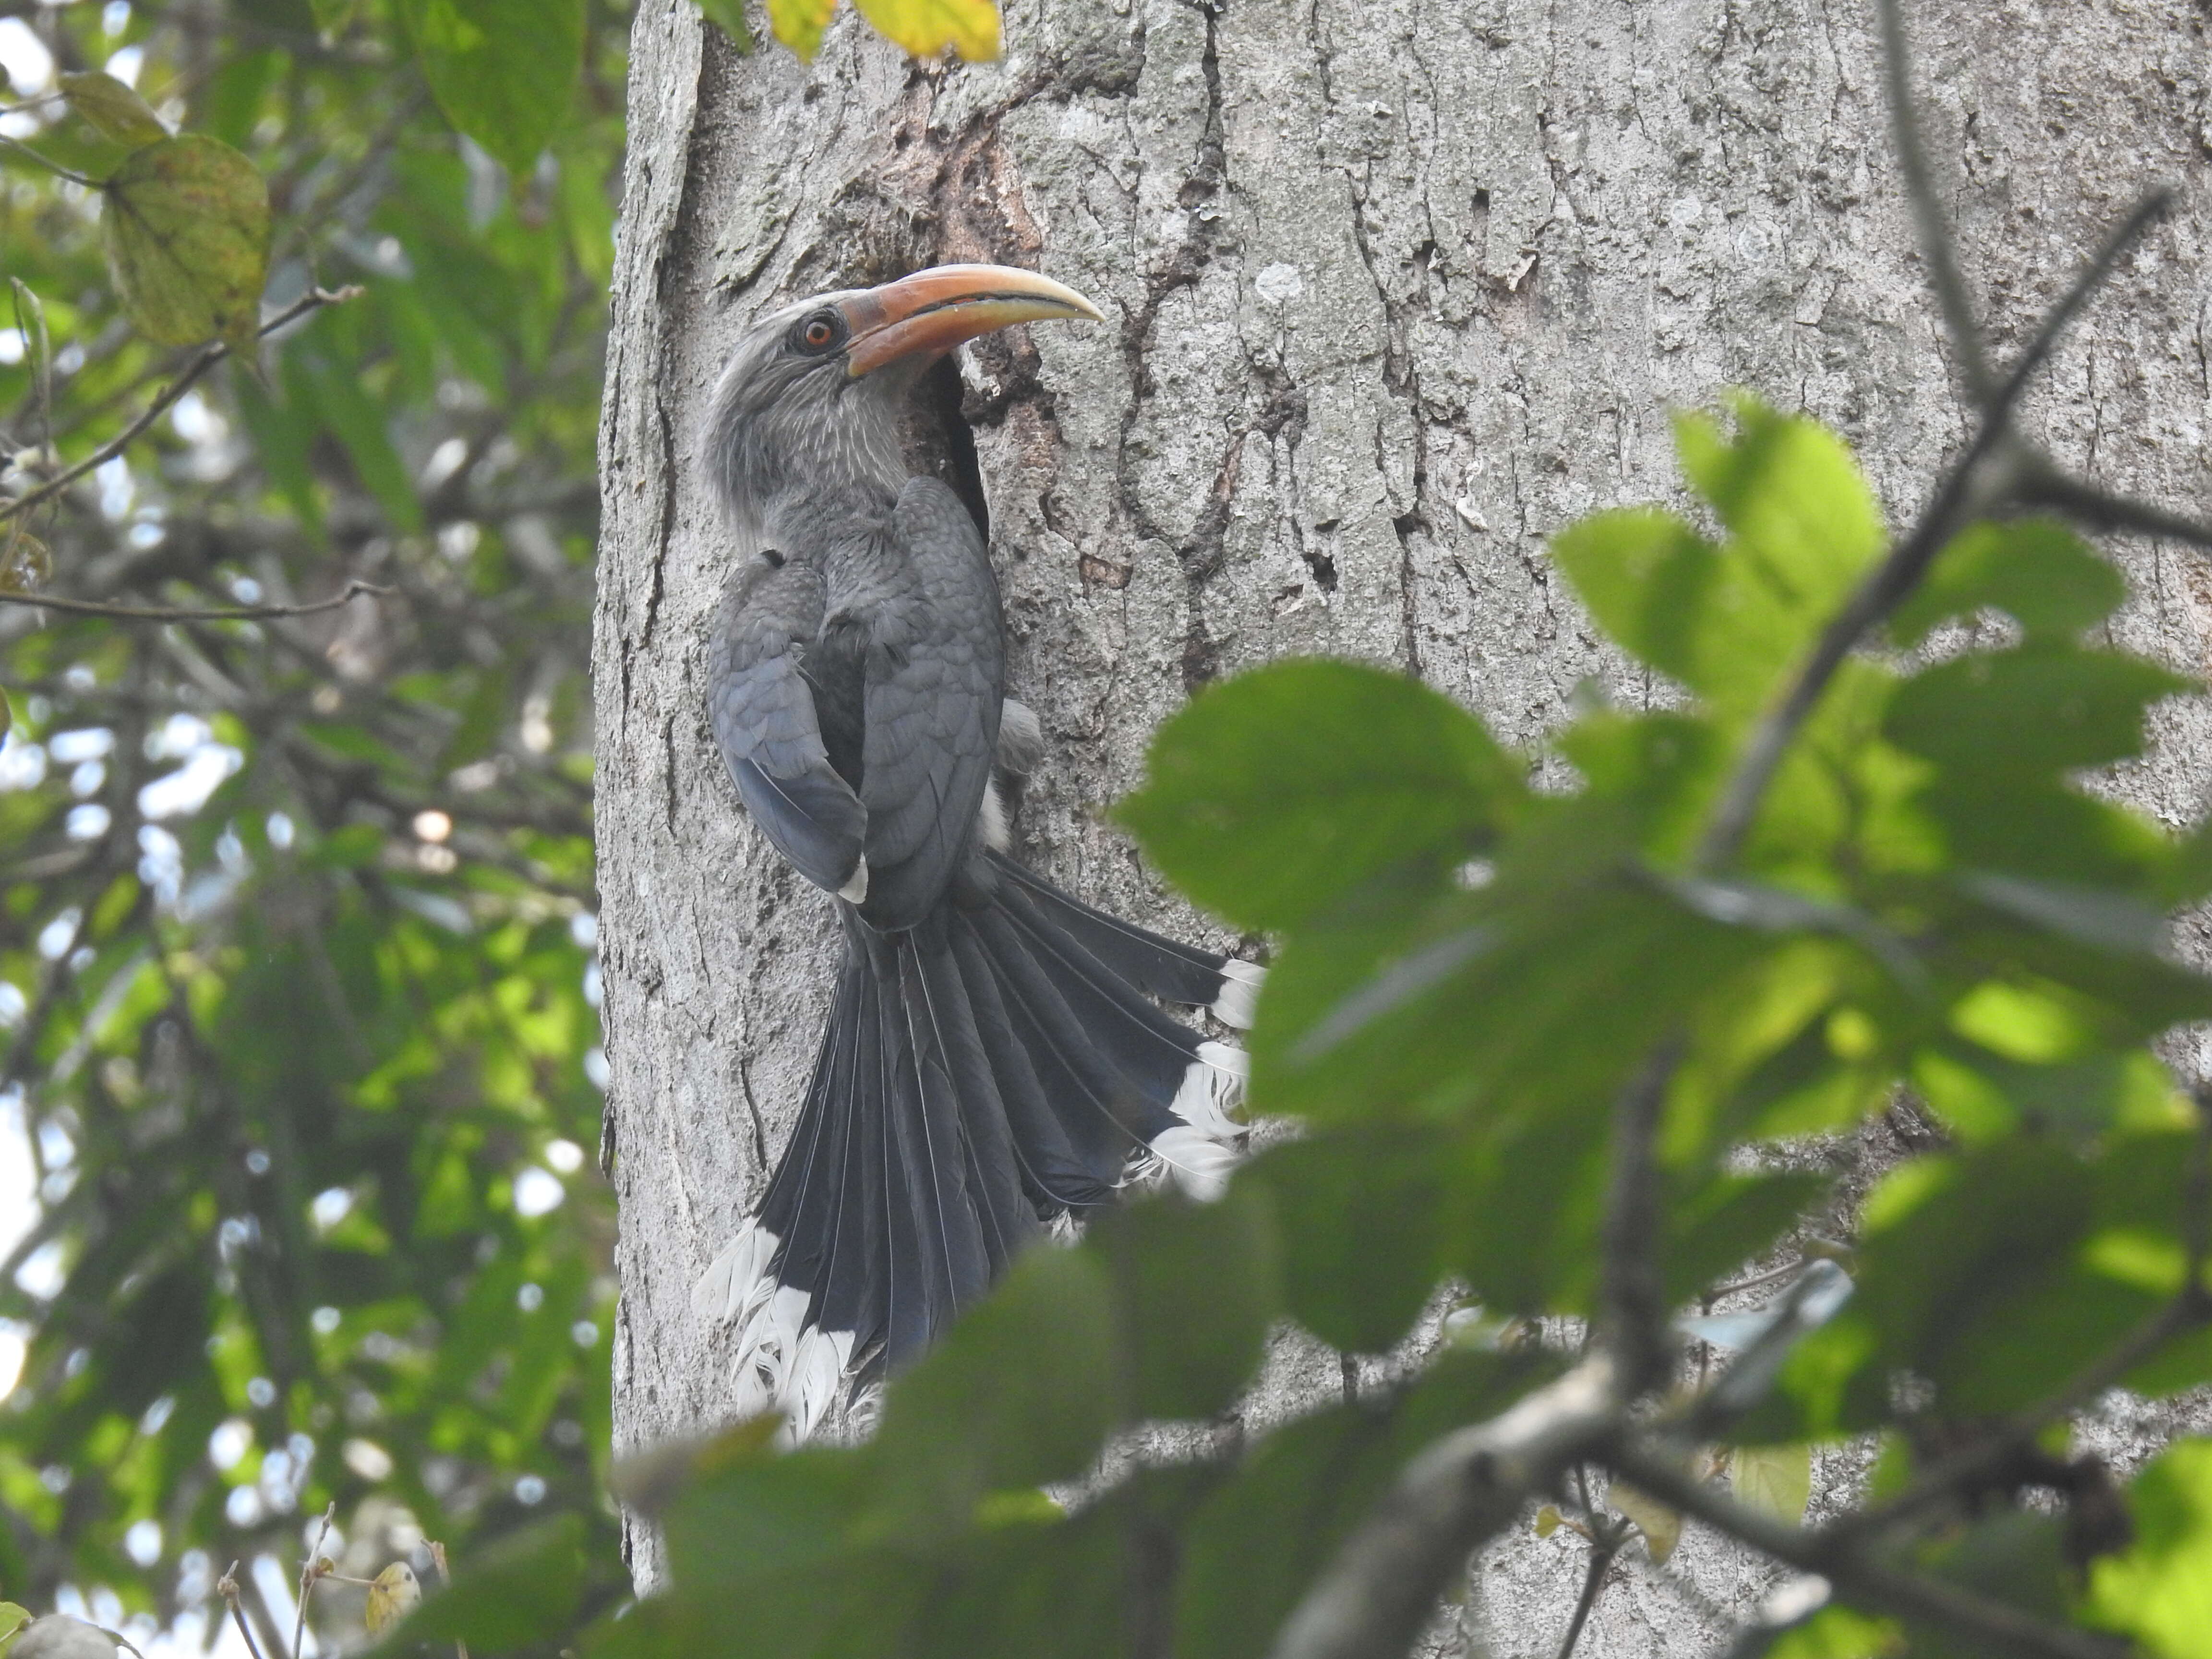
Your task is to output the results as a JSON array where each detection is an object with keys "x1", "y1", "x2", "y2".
[
  {"x1": 857, "y1": 480, "x2": 1005, "y2": 929},
  {"x1": 708, "y1": 558, "x2": 868, "y2": 895}
]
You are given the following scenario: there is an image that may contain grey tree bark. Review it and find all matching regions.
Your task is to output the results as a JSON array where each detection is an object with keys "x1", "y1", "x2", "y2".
[{"x1": 592, "y1": 0, "x2": 2212, "y2": 1649}]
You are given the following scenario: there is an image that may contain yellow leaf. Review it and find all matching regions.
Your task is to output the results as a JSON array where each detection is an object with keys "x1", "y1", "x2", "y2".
[
  {"x1": 101, "y1": 135, "x2": 270, "y2": 353},
  {"x1": 1608, "y1": 1481, "x2": 1683, "y2": 1565},
  {"x1": 852, "y1": 0, "x2": 998, "y2": 59},
  {"x1": 1733, "y1": 1443, "x2": 1813, "y2": 1526},
  {"x1": 364, "y1": 1563, "x2": 421, "y2": 1635},
  {"x1": 1533, "y1": 1504, "x2": 1562, "y2": 1538},
  {"x1": 0, "y1": 1602, "x2": 32, "y2": 1658},
  {"x1": 767, "y1": 0, "x2": 838, "y2": 57}
]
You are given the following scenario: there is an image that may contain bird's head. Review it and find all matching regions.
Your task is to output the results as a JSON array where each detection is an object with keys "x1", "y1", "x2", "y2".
[{"x1": 705, "y1": 263, "x2": 1103, "y2": 546}]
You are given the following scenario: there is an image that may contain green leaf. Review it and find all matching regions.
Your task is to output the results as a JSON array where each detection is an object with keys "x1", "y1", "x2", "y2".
[
  {"x1": 1891, "y1": 518, "x2": 2124, "y2": 646},
  {"x1": 1765, "y1": 1606, "x2": 1904, "y2": 1659},
  {"x1": 658, "y1": 1427, "x2": 879, "y2": 1594},
  {"x1": 1911, "y1": 1512, "x2": 2072, "y2": 1658},
  {"x1": 1606, "y1": 1481, "x2": 1681, "y2": 1563},
  {"x1": 917, "y1": 1467, "x2": 1215, "y2": 1659},
  {"x1": 1550, "y1": 507, "x2": 1732, "y2": 694},
  {"x1": 232, "y1": 366, "x2": 324, "y2": 532},
  {"x1": 1853, "y1": 1142, "x2": 2159, "y2": 1414},
  {"x1": 1118, "y1": 659, "x2": 1525, "y2": 933},
  {"x1": 59, "y1": 71, "x2": 169, "y2": 148},
  {"x1": 696, "y1": 0, "x2": 755, "y2": 47},
  {"x1": 1091, "y1": 1184, "x2": 1281, "y2": 1421},
  {"x1": 402, "y1": 0, "x2": 586, "y2": 176},
  {"x1": 2089, "y1": 1438, "x2": 2212, "y2": 1658},
  {"x1": 1174, "y1": 1350, "x2": 1549, "y2": 1659},
  {"x1": 1731, "y1": 1442, "x2": 1812, "y2": 1525},
  {"x1": 875, "y1": 1245, "x2": 1117, "y2": 1527},
  {"x1": 1885, "y1": 644, "x2": 2193, "y2": 781},
  {"x1": 1554, "y1": 399, "x2": 1884, "y2": 723},
  {"x1": 1666, "y1": 1172, "x2": 1827, "y2": 1308},
  {"x1": 1241, "y1": 1128, "x2": 1448, "y2": 1353},
  {"x1": 375, "y1": 1515, "x2": 585, "y2": 1654},
  {"x1": 288, "y1": 347, "x2": 423, "y2": 533},
  {"x1": 1673, "y1": 398, "x2": 1886, "y2": 587},
  {"x1": 0, "y1": 1605, "x2": 31, "y2": 1659},
  {"x1": 851, "y1": 0, "x2": 1000, "y2": 58},
  {"x1": 1265, "y1": 807, "x2": 1773, "y2": 1136},
  {"x1": 101, "y1": 135, "x2": 270, "y2": 352}
]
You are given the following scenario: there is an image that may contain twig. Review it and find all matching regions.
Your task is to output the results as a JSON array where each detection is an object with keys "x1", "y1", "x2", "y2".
[
  {"x1": 1874, "y1": 0, "x2": 1991, "y2": 401},
  {"x1": 1269, "y1": 1355, "x2": 1624, "y2": 1659},
  {"x1": 294, "y1": 1501, "x2": 337, "y2": 1659},
  {"x1": 2020, "y1": 464, "x2": 2212, "y2": 553},
  {"x1": 1553, "y1": 1525, "x2": 1622, "y2": 1659},
  {"x1": 0, "y1": 134, "x2": 97, "y2": 188},
  {"x1": 0, "y1": 285, "x2": 361, "y2": 527},
  {"x1": 1598, "y1": 1042, "x2": 1682, "y2": 1391},
  {"x1": 1602, "y1": 1445, "x2": 2127, "y2": 1659},
  {"x1": 0, "y1": 578, "x2": 394, "y2": 624},
  {"x1": 216, "y1": 1562, "x2": 270, "y2": 1659},
  {"x1": 1984, "y1": 191, "x2": 2171, "y2": 419}
]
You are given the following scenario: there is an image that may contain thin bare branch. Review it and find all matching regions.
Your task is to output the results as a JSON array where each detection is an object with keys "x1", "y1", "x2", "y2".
[
  {"x1": 1270, "y1": 1355, "x2": 1624, "y2": 1659},
  {"x1": 1553, "y1": 1526, "x2": 1622, "y2": 1659},
  {"x1": 1987, "y1": 191, "x2": 2171, "y2": 416},
  {"x1": 294, "y1": 1502, "x2": 337, "y2": 1659},
  {"x1": 1603, "y1": 1445, "x2": 2128, "y2": 1659},
  {"x1": 0, "y1": 577, "x2": 394, "y2": 624},
  {"x1": 1874, "y1": 0, "x2": 1991, "y2": 400},
  {"x1": 2021, "y1": 465, "x2": 2212, "y2": 553},
  {"x1": 0, "y1": 286, "x2": 361, "y2": 527},
  {"x1": 0, "y1": 133, "x2": 98, "y2": 188},
  {"x1": 1599, "y1": 1042, "x2": 1682, "y2": 1391},
  {"x1": 217, "y1": 1563, "x2": 270, "y2": 1659}
]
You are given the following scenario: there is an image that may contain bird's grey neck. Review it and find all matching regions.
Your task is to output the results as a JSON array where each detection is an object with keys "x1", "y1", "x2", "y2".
[
  {"x1": 747, "y1": 471, "x2": 904, "y2": 563},
  {"x1": 713, "y1": 393, "x2": 910, "y2": 561}
]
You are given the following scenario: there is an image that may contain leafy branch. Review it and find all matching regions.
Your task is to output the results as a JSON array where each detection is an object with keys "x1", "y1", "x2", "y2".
[
  {"x1": 1264, "y1": 3, "x2": 2212, "y2": 1655},
  {"x1": 0, "y1": 285, "x2": 361, "y2": 528}
]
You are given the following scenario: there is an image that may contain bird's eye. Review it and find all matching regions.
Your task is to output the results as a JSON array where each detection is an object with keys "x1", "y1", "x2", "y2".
[{"x1": 793, "y1": 310, "x2": 845, "y2": 355}]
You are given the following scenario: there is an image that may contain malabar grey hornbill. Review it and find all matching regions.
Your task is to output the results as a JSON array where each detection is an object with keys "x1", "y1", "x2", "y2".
[{"x1": 690, "y1": 264, "x2": 1261, "y2": 1437}]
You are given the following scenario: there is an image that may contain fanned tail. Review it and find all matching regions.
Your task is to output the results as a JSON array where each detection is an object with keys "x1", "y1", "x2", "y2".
[{"x1": 693, "y1": 863, "x2": 1261, "y2": 1439}]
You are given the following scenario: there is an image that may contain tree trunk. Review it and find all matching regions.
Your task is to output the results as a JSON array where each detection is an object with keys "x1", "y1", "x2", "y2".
[{"x1": 593, "y1": 0, "x2": 2212, "y2": 1646}]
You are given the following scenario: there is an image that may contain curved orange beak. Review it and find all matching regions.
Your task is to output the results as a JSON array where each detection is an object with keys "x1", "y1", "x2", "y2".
[{"x1": 840, "y1": 264, "x2": 1104, "y2": 378}]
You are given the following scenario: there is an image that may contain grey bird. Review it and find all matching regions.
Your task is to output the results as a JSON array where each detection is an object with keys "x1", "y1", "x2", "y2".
[{"x1": 690, "y1": 264, "x2": 1262, "y2": 1437}]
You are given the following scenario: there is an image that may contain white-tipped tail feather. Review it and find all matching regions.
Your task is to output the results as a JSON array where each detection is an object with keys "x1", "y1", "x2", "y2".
[
  {"x1": 1210, "y1": 959, "x2": 1266, "y2": 1029},
  {"x1": 697, "y1": 1223, "x2": 855, "y2": 1443},
  {"x1": 1140, "y1": 1042, "x2": 1248, "y2": 1201},
  {"x1": 1147, "y1": 1124, "x2": 1241, "y2": 1201},
  {"x1": 694, "y1": 1220, "x2": 780, "y2": 1322},
  {"x1": 1171, "y1": 1041, "x2": 1250, "y2": 1140},
  {"x1": 695, "y1": 857, "x2": 1258, "y2": 1443}
]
